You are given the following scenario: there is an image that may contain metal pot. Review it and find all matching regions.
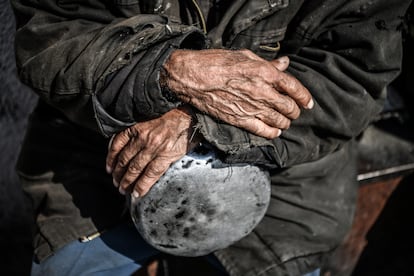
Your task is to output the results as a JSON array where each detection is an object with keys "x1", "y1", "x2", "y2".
[{"x1": 129, "y1": 143, "x2": 271, "y2": 256}]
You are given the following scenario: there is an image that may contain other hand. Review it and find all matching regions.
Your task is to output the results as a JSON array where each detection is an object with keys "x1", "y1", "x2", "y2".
[
  {"x1": 162, "y1": 49, "x2": 313, "y2": 139},
  {"x1": 106, "y1": 106, "x2": 197, "y2": 198}
]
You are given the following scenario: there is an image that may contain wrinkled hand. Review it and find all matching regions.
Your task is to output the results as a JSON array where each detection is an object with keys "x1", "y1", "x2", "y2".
[
  {"x1": 106, "y1": 106, "x2": 196, "y2": 198},
  {"x1": 162, "y1": 49, "x2": 313, "y2": 139}
]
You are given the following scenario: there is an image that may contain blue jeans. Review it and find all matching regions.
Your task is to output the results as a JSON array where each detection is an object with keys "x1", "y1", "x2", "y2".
[
  {"x1": 31, "y1": 223, "x2": 158, "y2": 275},
  {"x1": 31, "y1": 222, "x2": 319, "y2": 276}
]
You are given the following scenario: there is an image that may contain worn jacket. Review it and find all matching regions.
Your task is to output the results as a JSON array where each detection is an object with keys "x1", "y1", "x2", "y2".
[{"x1": 12, "y1": 0, "x2": 411, "y2": 275}]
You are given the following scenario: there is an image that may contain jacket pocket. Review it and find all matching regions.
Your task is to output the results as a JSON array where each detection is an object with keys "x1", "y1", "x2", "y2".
[
  {"x1": 230, "y1": 25, "x2": 286, "y2": 60},
  {"x1": 227, "y1": 0, "x2": 293, "y2": 60}
]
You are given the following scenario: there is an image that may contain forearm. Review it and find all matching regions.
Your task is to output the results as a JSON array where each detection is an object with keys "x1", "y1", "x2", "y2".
[
  {"x1": 12, "y1": 0, "x2": 206, "y2": 136},
  {"x1": 196, "y1": 0, "x2": 409, "y2": 168}
]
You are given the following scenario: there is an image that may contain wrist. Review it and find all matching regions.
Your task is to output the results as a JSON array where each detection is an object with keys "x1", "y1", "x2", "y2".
[
  {"x1": 175, "y1": 104, "x2": 196, "y2": 122},
  {"x1": 159, "y1": 66, "x2": 181, "y2": 103}
]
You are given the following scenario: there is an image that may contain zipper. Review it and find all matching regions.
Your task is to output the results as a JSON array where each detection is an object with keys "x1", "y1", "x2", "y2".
[{"x1": 191, "y1": 0, "x2": 207, "y2": 34}]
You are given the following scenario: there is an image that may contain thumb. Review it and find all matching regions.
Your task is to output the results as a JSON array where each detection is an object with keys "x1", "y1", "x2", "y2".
[{"x1": 270, "y1": 56, "x2": 289, "y2": 71}]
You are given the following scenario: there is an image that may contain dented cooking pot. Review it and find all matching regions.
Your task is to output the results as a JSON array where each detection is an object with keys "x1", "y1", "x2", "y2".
[{"x1": 129, "y1": 143, "x2": 271, "y2": 256}]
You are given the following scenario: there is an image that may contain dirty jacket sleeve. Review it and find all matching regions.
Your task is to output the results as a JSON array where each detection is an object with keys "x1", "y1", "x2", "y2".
[
  {"x1": 196, "y1": 0, "x2": 409, "y2": 168},
  {"x1": 11, "y1": 0, "x2": 206, "y2": 136}
]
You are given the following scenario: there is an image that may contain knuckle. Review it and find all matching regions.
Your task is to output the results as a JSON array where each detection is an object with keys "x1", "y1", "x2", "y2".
[
  {"x1": 300, "y1": 89, "x2": 312, "y2": 104},
  {"x1": 285, "y1": 77, "x2": 298, "y2": 91},
  {"x1": 126, "y1": 126, "x2": 139, "y2": 137},
  {"x1": 112, "y1": 166, "x2": 124, "y2": 179},
  {"x1": 106, "y1": 156, "x2": 114, "y2": 167},
  {"x1": 136, "y1": 181, "x2": 152, "y2": 195},
  {"x1": 121, "y1": 173, "x2": 134, "y2": 185},
  {"x1": 272, "y1": 114, "x2": 289, "y2": 129},
  {"x1": 280, "y1": 117, "x2": 291, "y2": 130},
  {"x1": 295, "y1": 89, "x2": 308, "y2": 103},
  {"x1": 148, "y1": 160, "x2": 170, "y2": 177},
  {"x1": 108, "y1": 144, "x2": 120, "y2": 155},
  {"x1": 284, "y1": 99, "x2": 300, "y2": 118},
  {"x1": 145, "y1": 166, "x2": 164, "y2": 178},
  {"x1": 291, "y1": 107, "x2": 301, "y2": 119},
  {"x1": 252, "y1": 121, "x2": 265, "y2": 135},
  {"x1": 238, "y1": 117, "x2": 254, "y2": 129},
  {"x1": 112, "y1": 134, "x2": 128, "y2": 150},
  {"x1": 118, "y1": 156, "x2": 130, "y2": 168},
  {"x1": 120, "y1": 179, "x2": 135, "y2": 192},
  {"x1": 148, "y1": 134, "x2": 164, "y2": 147},
  {"x1": 128, "y1": 162, "x2": 143, "y2": 174}
]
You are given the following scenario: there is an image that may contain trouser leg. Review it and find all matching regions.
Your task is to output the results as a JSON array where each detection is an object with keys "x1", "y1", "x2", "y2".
[
  {"x1": 31, "y1": 222, "x2": 159, "y2": 276},
  {"x1": 216, "y1": 141, "x2": 358, "y2": 276}
]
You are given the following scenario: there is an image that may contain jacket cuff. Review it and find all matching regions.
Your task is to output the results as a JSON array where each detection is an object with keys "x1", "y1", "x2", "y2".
[
  {"x1": 92, "y1": 95, "x2": 135, "y2": 137},
  {"x1": 94, "y1": 29, "x2": 206, "y2": 137},
  {"x1": 195, "y1": 113, "x2": 286, "y2": 168},
  {"x1": 132, "y1": 31, "x2": 206, "y2": 118}
]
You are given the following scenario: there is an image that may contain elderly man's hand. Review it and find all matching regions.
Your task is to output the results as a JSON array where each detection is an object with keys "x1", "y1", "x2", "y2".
[
  {"x1": 162, "y1": 49, "x2": 313, "y2": 139},
  {"x1": 106, "y1": 106, "x2": 196, "y2": 198}
]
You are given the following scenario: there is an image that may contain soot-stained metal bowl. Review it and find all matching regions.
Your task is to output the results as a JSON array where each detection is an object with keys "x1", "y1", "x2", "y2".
[{"x1": 129, "y1": 144, "x2": 271, "y2": 256}]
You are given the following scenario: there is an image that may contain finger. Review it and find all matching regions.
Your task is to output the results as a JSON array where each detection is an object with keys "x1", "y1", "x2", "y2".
[
  {"x1": 232, "y1": 117, "x2": 282, "y2": 139},
  {"x1": 254, "y1": 107, "x2": 292, "y2": 130},
  {"x1": 270, "y1": 56, "x2": 289, "y2": 71},
  {"x1": 258, "y1": 84, "x2": 302, "y2": 120},
  {"x1": 106, "y1": 130, "x2": 131, "y2": 174},
  {"x1": 112, "y1": 163, "x2": 127, "y2": 189},
  {"x1": 271, "y1": 93, "x2": 302, "y2": 120},
  {"x1": 273, "y1": 72, "x2": 314, "y2": 109},
  {"x1": 132, "y1": 157, "x2": 173, "y2": 198},
  {"x1": 111, "y1": 137, "x2": 144, "y2": 187},
  {"x1": 118, "y1": 149, "x2": 155, "y2": 193},
  {"x1": 229, "y1": 80, "x2": 301, "y2": 120}
]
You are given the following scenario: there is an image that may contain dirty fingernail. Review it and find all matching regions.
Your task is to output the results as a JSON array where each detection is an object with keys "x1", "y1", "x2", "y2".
[
  {"x1": 306, "y1": 98, "x2": 314, "y2": 109},
  {"x1": 132, "y1": 190, "x2": 140, "y2": 199},
  {"x1": 113, "y1": 178, "x2": 119, "y2": 188},
  {"x1": 118, "y1": 186, "x2": 126, "y2": 195},
  {"x1": 279, "y1": 56, "x2": 289, "y2": 63},
  {"x1": 106, "y1": 165, "x2": 112, "y2": 174}
]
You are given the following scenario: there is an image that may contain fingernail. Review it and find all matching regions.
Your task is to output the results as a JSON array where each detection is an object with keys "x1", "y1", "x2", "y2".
[
  {"x1": 132, "y1": 190, "x2": 140, "y2": 199},
  {"x1": 118, "y1": 186, "x2": 126, "y2": 195},
  {"x1": 113, "y1": 178, "x2": 119, "y2": 188},
  {"x1": 306, "y1": 99, "x2": 314, "y2": 109},
  {"x1": 279, "y1": 56, "x2": 289, "y2": 63},
  {"x1": 106, "y1": 165, "x2": 112, "y2": 174},
  {"x1": 277, "y1": 129, "x2": 282, "y2": 137}
]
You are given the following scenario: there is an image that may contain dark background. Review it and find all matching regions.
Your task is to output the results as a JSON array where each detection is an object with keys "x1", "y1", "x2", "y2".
[{"x1": 0, "y1": 0, "x2": 38, "y2": 274}]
